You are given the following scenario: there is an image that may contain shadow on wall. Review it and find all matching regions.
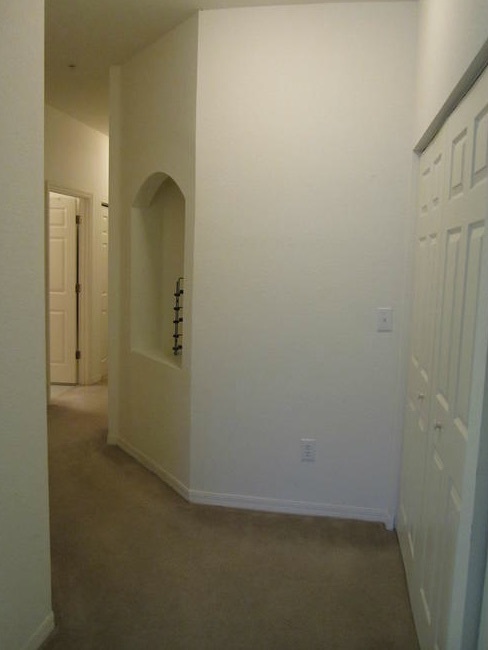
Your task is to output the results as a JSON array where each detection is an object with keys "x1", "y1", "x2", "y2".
[{"x1": 131, "y1": 172, "x2": 185, "y2": 367}]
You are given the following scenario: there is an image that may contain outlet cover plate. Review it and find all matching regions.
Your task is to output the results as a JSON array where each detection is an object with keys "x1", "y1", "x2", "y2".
[
  {"x1": 301, "y1": 438, "x2": 316, "y2": 462},
  {"x1": 377, "y1": 307, "x2": 393, "y2": 332}
]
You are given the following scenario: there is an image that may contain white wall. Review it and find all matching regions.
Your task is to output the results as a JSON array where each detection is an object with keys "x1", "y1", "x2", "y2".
[
  {"x1": 191, "y1": 3, "x2": 417, "y2": 524},
  {"x1": 416, "y1": 0, "x2": 488, "y2": 142},
  {"x1": 0, "y1": 1, "x2": 53, "y2": 648},
  {"x1": 111, "y1": 14, "x2": 198, "y2": 491},
  {"x1": 45, "y1": 104, "x2": 109, "y2": 383}
]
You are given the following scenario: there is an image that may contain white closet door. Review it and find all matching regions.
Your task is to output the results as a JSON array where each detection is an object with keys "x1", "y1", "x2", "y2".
[
  {"x1": 398, "y1": 128, "x2": 444, "y2": 582},
  {"x1": 399, "y1": 67, "x2": 488, "y2": 650}
]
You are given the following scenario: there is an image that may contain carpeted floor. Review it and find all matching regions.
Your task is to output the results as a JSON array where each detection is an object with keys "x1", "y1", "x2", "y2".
[{"x1": 44, "y1": 384, "x2": 419, "y2": 650}]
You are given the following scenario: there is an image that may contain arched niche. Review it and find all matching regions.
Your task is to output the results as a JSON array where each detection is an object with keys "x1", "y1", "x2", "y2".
[{"x1": 131, "y1": 172, "x2": 185, "y2": 367}]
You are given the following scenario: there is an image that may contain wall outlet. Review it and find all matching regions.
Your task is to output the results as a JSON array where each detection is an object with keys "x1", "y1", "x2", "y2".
[{"x1": 301, "y1": 438, "x2": 316, "y2": 462}]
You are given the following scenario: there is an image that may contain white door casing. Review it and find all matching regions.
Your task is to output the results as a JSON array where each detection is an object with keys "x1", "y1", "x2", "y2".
[
  {"x1": 49, "y1": 192, "x2": 77, "y2": 384},
  {"x1": 398, "y1": 67, "x2": 488, "y2": 650},
  {"x1": 100, "y1": 204, "x2": 109, "y2": 378}
]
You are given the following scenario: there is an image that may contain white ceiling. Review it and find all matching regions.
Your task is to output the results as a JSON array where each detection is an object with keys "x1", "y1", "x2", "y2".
[{"x1": 45, "y1": 0, "x2": 410, "y2": 134}]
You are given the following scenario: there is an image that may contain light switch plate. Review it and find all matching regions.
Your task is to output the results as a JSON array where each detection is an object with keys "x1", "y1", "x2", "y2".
[{"x1": 377, "y1": 307, "x2": 393, "y2": 332}]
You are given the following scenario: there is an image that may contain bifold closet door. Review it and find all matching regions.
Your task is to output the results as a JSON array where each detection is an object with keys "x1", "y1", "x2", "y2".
[
  {"x1": 399, "y1": 67, "x2": 488, "y2": 650},
  {"x1": 398, "y1": 128, "x2": 444, "y2": 580}
]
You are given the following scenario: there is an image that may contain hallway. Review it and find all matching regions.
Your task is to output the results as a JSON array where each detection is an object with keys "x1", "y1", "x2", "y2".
[{"x1": 45, "y1": 384, "x2": 419, "y2": 649}]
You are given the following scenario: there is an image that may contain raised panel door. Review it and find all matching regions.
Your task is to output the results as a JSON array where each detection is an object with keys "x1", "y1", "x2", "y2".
[{"x1": 49, "y1": 193, "x2": 77, "y2": 384}]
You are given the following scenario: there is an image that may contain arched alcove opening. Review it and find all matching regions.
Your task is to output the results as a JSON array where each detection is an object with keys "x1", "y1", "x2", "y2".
[{"x1": 131, "y1": 172, "x2": 185, "y2": 367}]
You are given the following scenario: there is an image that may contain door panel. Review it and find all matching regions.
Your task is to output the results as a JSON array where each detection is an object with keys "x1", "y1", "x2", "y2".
[
  {"x1": 49, "y1": 193, "x2": 77, "y2": 384},
  {"x1": 419, "y1": 449, "x2": 445, "y2": 639},
  {"x1": 456, "y1": 223, "x2": 484, "y2": 424},
  {"x1": 50, "y1": 311, "x2": 67, "y2": 363},
  {"x1": 472, "y1": 107, "x2": 488, "y2": 187},
  {"x1": 436, "y1": 227, "x2": 462, "y2": 410}
]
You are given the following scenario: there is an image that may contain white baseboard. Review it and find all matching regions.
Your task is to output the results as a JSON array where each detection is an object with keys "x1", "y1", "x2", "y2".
[
  {"x1": 22, "y1": 611, "x2": 55, "y2": 650},
  {"x1": 106, "y1": 431, "x2": 118, "y2": 445},
  {"x1": 115, "y1": 437, "x2": 190, "y2": 501},
  {"x1": 114, "y1": 439, "x2": 393, "y2": 527},
  {"x1": 190, "y1": 489, "x2": 393, "y2": 527}
]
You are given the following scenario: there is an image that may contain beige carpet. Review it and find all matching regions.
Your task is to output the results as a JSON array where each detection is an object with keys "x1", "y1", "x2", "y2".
[{"x1": 44, "y1": 384, "x2": 419, "y2": 650}]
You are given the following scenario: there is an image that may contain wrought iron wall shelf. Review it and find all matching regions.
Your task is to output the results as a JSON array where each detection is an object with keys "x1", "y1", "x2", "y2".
[{"x1": 172, "y1": 277, "x2": 184, "y2": 355}]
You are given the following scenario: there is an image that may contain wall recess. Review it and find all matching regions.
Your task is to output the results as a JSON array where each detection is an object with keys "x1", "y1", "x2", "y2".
[{"x1": 131, "y1": 172, "x2": 185, "y2": 366}]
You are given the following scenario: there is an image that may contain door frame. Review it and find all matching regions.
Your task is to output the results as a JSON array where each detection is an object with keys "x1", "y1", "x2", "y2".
[{"x1": 45, "y1": 182, "x2": 93, "y2": 387}]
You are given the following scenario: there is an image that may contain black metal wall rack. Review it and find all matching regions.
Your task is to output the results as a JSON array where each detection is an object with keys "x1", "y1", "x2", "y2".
[{"x1": 172, "y1": 277, "x2": 184, "y2": 355}]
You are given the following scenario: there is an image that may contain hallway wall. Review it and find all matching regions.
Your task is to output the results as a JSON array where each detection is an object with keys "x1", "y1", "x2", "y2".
[
  {"x1": 0, "y1": 1, "x2": 53, "y2": 648},
  {"x1": 190, "y1": 2, "x2": 417, "y2": 522},
  {"x1": 111, "y1": 2, "x2": 417, "y2": 524},
  {"x1": 111, "y1": 14, "x2": 198, "y2": 491},
  {"x1": 416, "y1": 0, "x2": 488, "y2": 142},
  {"x1": 45, "y1": 105, "x2": 109, "y2": 383}
]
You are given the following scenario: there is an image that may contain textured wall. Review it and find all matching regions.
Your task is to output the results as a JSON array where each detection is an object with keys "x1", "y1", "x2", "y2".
[
  {"x1": 0, "y1": 1, "x2": 53, "y2": 648},
  {"x1": 416, "y1": 0, "x2": 488, "y2": 141},
  {"x1": 191, "y1": 3, "x2": 418, "y2": 524},
  {"x1": 111, "y1": 14, "x2": 198, "y2": 491}
]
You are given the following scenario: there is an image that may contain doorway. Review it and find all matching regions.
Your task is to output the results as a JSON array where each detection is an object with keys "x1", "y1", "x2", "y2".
[
  {"x1": 47, "y1": 187, "x2": 91, "y2": 393},
  {"x1": 48, "y1": 192, "x2": 79, "y2": 385}
]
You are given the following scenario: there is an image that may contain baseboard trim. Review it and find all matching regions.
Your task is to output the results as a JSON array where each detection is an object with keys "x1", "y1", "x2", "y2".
[
  {"x1": 22, "y1": 611, "x2": 55, "y2": 650},
  {"x1": 115, "y1": 437, "x2": 190, "y2": 501},
  {"x1": 190, "y1": 489, "x2": 392, "y2": 527},
  {"x1": 106, "y1": 431, "x2": 118, "y2": 445},
  {"x1": 113, "y1": 439, "x2": 392, "y2": 527}
]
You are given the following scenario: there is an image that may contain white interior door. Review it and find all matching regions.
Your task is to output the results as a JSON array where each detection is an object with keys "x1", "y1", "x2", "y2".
[
  {"x1": 100, "y1": 204, "x2": 109, "y2": 378},
  {"x1": 398, "y1": 67, "x2": 488, "y2": 650},
  {"x1": 49, "y1": 192, "x2": 77, "y2": 384}
]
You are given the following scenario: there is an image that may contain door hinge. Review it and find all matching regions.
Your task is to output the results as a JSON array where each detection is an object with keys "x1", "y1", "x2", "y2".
[
  {"x1": 76, "y1": 350, "x2": 81, "y2": 360},
  {"x1": 75, "y1": 283, "x2": 82, "y2": 293},
  {"x1": 76, "y1": 214, "x2": 82, "y2": 225}
]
